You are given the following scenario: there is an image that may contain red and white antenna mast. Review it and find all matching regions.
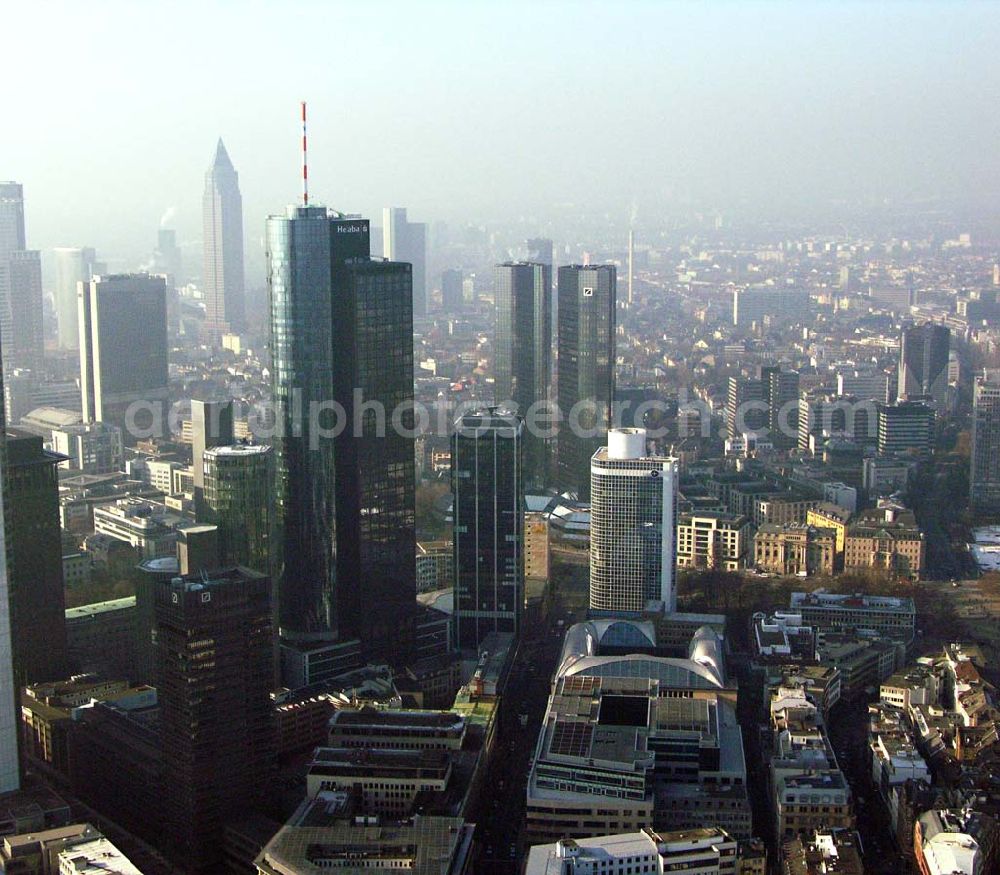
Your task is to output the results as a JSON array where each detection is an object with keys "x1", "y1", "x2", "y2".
[{"x1": 301, "y1": 101, "x2": 309, "y2": 206}]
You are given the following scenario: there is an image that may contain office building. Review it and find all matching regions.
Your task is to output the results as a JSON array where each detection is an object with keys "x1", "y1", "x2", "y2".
[
  {"x1": 556, "y1": 264, "x2": 616, "y2": 498},
  {"x1": 0, "y1": 250, "x2": 44, "y2": 374},
  {"x1": 762, "y1": 365, "x2": 799, "y2": 449},
  {"x1": 154, "y1": 227, "x2": 182, "y2": 285},
  {"x1": 0, "y1": 822, "x2": 143, "y2": 875},
  {"x1": 798, "y1": 392, "x2": 878, "y2": 452},
  {"x1": 5, "y1": 430, "x2": 67, "y2": 684},
  {"x1": 876, "y1": 401, "x2": 934, "y2": 456},
  {"x1": 675, "y1": 512, "x2": 752, "y2": 571},
  {"x1": 64, "y1": 597, "x2": 137, "y2": 680},
  {"x1": 898, "y1": 323, "x2": 950, "y2": 406},
  {"x1": 790, "y1": 591, "x2": 915, "y2": 642},
  {"x1": 53, "y1": 248, "x2": 103, "y2": 350},
  {"x1": 971, "y1": 378, "x2": 1000, "y2": 512},
  {"x1": 732, "y1": 287, "x2": 810, "y2": 329},
  {"x1": 590, "y1": 428, "x2": 678, "y2": 613},
  {"x1": 156, "y1": 567, "x2": 276, "y2": 871},
  {"x1": 383, "y1": 206, "x2": 426, "y2": 316},
  {"x1": 494, "y1": 261, "x2": 552, "y2": 487},
  {"x1": 526, "y1": 622, "x2": 750, "y2": 842},
  {"x1": 0, "y1": 182, "x2": 25, "y2": 256},
  {"x1": 78, "y1": 274, "x2": 168, "y2": 430},
  {"x1": 0, "y1": 357, "x2": 19, "y2": 793},
  {"x1": 50, "y1": 421, "x2": 123, "y2": 474},
  {"x1": 525, "y1": 237, "x2": 554, "y2": 266},
  {"x1": 190, "y1": 398, "x2": 234, "y2": 491},
  {"x1": 267, "y1": 205, "x2": 417, "y2": 665},
  {"x1": 726, "y1": 375, "x2": 766, "y2": 436},
  {"x1": 525, "y1": 827, "x2": 741, "y2": 875},
  {"x1": 836, "y1": 368, "x2": 893, "y2": 403},
  {"x1": 202, "y1": 139, "x2": 245, "y2": 342},
  {"x1": 441, "y1": 268, "x2": 463, "y2": 311},
  {"x1": 201, "y1": 444, "x2": 272, "y2": 573},
  {"x1": 451, "y1": 408, "x2": 524, "y2": 652},
  {"x1": 753, "y1": 524, "x2": 837, "y2": 577}
]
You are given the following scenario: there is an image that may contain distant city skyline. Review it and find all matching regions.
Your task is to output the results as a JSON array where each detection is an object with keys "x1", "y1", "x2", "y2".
[{"x1": 3, "y1": 1, "x2": 1000, "y2": 268}]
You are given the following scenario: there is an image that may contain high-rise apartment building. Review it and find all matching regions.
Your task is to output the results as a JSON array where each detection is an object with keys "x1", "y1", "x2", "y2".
[
  {"x1": 201, "y1": 444, "x2": 272, "y2": 573},
  {"x1": 191, "y1": 398, "x2": 234, "y2": 491},
  {"x1": 53, "y1": 247, "x2": 104, "y2": 349},
  {"x1": 898, "y1": 323, "x2": 950, "y2": 407},
  {"x1": 441, "y1": 268, "x2": 463, "y2": 312},
  {"x1": 971, "y1": 378, "x2": 1000, "y2": 512},
  {"x1": 156, "y1": 566, "x2": 275, "y2": 872},
  {"x1": 267, "y1": 206, "x2": 417, "y2": 665},
  {"x1": 451, "y1": 408, "x2": 524, "y2": 652},
  {"x1": 590, "y1": 429, "x2": 678, "y2": 613},
  {"x1": 383, "y1": 206, "x2": 426, "y2": 316},
  {"x1": 4, "y1": 429, "x2": 67, "y2": 684},
  {"x1": 78, "y1": 274, "x2": 169, "y2": 430},
  {"x1": 876, "y1": 401, "x2": 935, "y2": 456},
  {"x1": 556, "y1": 264, "x2": 616, "y2": 498},
  {"x1": 0, "y1": 357, "x2": 19, "y2": 793},
  {"x1": 202, "y1": 139, "x2": 245, "y2": 342},
  {"x1": 495, "y1": 262, "x2": 552, "y2": 488}
]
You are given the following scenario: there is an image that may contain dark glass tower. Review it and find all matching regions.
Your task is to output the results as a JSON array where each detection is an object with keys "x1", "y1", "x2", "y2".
[
  {"x1": 451, "y1": 408, "x2": 524, "y2": 652},
  {"x1": 267, "y1": 206, "x2": 417, "y2": 663},
  {"x1": 898, "y1": 323, "x2": 950, "y2": 407},
  {"x1": 202, "y1": 139, "x2": 245, "y2": 342},
  {"x1": 556, "y1": 264, "x2": 616, "y2": 499},
  {"x1": 156, "y1": 567, "x2": 275, "y2": 872},
  {"x1": 495, "y1": 262, "x2": 552, "y2": 489},
  {"x1": 4, "y1": 429, "x2": 67, "y2": 684}
]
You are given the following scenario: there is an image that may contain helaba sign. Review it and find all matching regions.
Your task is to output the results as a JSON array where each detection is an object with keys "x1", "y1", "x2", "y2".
[{"x1": 335, "y1": 223, "x2": 366, "y2": 234}]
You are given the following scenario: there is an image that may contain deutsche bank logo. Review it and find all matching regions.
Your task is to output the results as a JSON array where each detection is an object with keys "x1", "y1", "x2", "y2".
[{"x1": 583, "y1": 286, "x2": 594, "y2": 297}]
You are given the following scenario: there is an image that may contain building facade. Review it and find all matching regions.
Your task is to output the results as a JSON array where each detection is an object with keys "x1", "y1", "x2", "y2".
[
  {"x1": 451, "y1": 409, "x2": 524, "y2": 652},
  {"x1": 382, "y1": 206, "x2": 426, "y2": 316},
  {"x1": 898, "y1": 323, "x2": 950, "y2": 407},
  {"x1": 675, "y1": 512, "x2": 752, "y2": 571},
  {"x1": 556, "y1": 264, "x2": 616, "y2": 498},
  {"x1": 971, "y1": 378, "x2": 1000, "y2": 512},
  {"x1": 590, "y1": 429, "x2": 678, "y2": 612},
  {"x1": 754, "y1": 524, "x2": 836, "y2": 577}
]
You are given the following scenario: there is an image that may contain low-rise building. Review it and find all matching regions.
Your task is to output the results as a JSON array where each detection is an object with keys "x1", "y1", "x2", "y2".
[
  {"x1": 806, "y1": 503, "x2": 852, "y2": 556},
  {"x1": 676, "y1": 512, "x2": 753, "y2": 571},
  {"x1": 754, "y1": 524, "x2": 836, "y2": 576},
  {"x1": 844, "y1": 522, "x2": 925, "y2": 579},
  {"x1": 790, "y1": 591, "x2": 916, "y2": 643},
  {"x1": 781, "y1": 829, "x2": 863, "y2": 875}
]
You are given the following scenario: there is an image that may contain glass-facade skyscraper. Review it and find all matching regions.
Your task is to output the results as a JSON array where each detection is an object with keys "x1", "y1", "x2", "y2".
[
  {"x1": 495, "y1": 262, "x2": 552, "y2": 489},
  {"x1": 971, "y1": 378, "x2": 1000, "y2": 512},
  {"x1": 382, "y1": 206, "x2": 426, "y2": 317},
  {"x1": 202, "y1": 139, "x2": 245, "y2": 343},
  {"x1": 53, "y1": 247, "x2": 103, "y2": 350},
  {"x1": 0, "y1": 183, "x2": 43, "y2": 376},
  {"x1": 451, "y1": 408, "x2": 524, "y2": 652},
  {"x1": 898, "y1": 322, "x2": 950, "y2": 407},
  {"x1": 556, "y1": 264, "x2": 616, "y2": 499},
  {"x1": 0, "y1": 342, "x2": 19, "y2": 794}
]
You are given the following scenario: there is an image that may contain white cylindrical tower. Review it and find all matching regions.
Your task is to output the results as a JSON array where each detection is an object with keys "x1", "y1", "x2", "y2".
[{"x1": 607, "y1": 427, "x2": 646, "y2": 460}]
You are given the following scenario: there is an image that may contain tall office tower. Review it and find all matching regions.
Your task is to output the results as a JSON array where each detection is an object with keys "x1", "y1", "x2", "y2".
[
  {"x1": 590, "y1": 428, "x2": 678, "y2": 614},
  {"x1": 382, "y1": 206, "x2": 426, "y2": 316},
  {"x1": 876, "y1": 401, "x2": 935, "y2": 456},
  {"x1": 201, "y1": 444, "x2": 272, "y2": 573},
  {"x1": 191, "y1": 398, "x2": 234, "y2": 491},
  {"x1": 495, "y1": 262, "x2": 552, "y2": 488},
  {"x1": 155, "y1": 228, "x2": 182, "y2": 285},
  {"x1": 4, "y1": 429, "x2": 67, "y2": 684},
  {"x1": 441, "y1": 268, "x2": 463, "y2": 312},
  {"x1": 0, "y1": 183, "x2": 25, "y2": 257},
  {"x1": 725, "y1": 376, "x2": 765, "y2": 436},
  {"x1": 202, "y1": 139, "x2": 245, "y2": 343},
  {"x1": 451, "y1": 408, "x2": 524, "y2": 652},
  {"x1": 0, "y1": 359, "x2": 18, "y2": 794},
  {"x1": 156, "y1": 567, "x2": 275, "y2": 872},
  {"x1": 898, "y1": 323, "x2": 950, "y2": 407},
  {"x1": 971, "y1": 378, "x2": 1000, "y2": 512},
  {"x1": 78, "y1": 274, "x2": 168, "y2": 430},
  {"x1": 525, "y1": 238, "x2": 553, "y2": 266},
  {"x1": 761, "y1": 365, "x2": 800, "y2": 449},
  {"x1": 53, "y1": 247, "x2": 103, "y2": 349},
  {"x1": 556, "y1": 264, "x2": 616, "y2": 498},
  {"x1": 268, "y1": 206, "x2": 418, "y2": 662},
  {"x1": 0, "y1": 249, "x2": 43, "y2": 374}
]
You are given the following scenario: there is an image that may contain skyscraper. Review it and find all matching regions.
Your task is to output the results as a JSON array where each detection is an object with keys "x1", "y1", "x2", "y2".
[
  {"x1": 191, "y1": 399, "x2": 234, "y2": 491},
  {"x1": 971, "y1": 378, "x2": 1000, "y2": 512},
  {"x1": 382, "y1": 206, "x2": 426, "y2": 317},
  {"x1": 525, "y1": 238, "x2": 554, "y2": 267},
  {"x1": 202, "y1": 139, "x2": 245, "y2": 343},
  {"x1": 78, "y1": 274, "x2": 169, "y2": 430},
  {"x1": 451, "y1": 408, "x2": 524, "y2": 652},
  {"x1": 590, "y1": 428, "x2": 678, "y2": 614},
  {"x1": 156, "y1": 566, "x2": 275, "y2": 872},
  {"x1": 53, "y1": 247, "x2": 103, "y2": 350},
  {"x1": 0, "y1": 353, "x2": 19, "y2": 794},
  {"x1": 761, "y1": 365, "x2": 800, "y2": 449},
  {"x1": 441, "y1": 268, "x2": 463, "y2": 312},
  {"x1": 4, "y1": 430, "x2": 67, "y2": 684},
  {"x1": 0, "y1": 183, "x2": 43, "y2": 375},
  {"x1": 267, "y1": 206, "x2": 416, "y2": 664},
  {"x1": 201, "y1": 444, "x2": 272, "y2": 573},
  {"x1": 876, "y1": 401, "x2": 935, "y2": 456},
  {"x1": 495, "y1": 262, "x2": 552, "y2": 488},
  {"x1": 898, "y1": 323, "x2": 950, "y2": 407},
  {"x1": 556, "y1": 264, "x2": 616, "y2": 498}
]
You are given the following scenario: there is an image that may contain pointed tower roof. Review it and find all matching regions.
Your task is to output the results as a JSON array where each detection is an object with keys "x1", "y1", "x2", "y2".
[{"x1": 212, "y1": 138, "x2": 234, "y2": 171}]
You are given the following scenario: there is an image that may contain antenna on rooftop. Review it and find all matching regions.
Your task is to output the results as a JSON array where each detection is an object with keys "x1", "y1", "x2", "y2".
[{"x1": 301, "y1": 101, "x2": 309, "y2": 206}]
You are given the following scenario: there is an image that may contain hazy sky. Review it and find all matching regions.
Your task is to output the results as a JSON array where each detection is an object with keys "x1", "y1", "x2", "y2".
[{"x1": 3, "y1": 0, "x2": 1000, "y2": 269}]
